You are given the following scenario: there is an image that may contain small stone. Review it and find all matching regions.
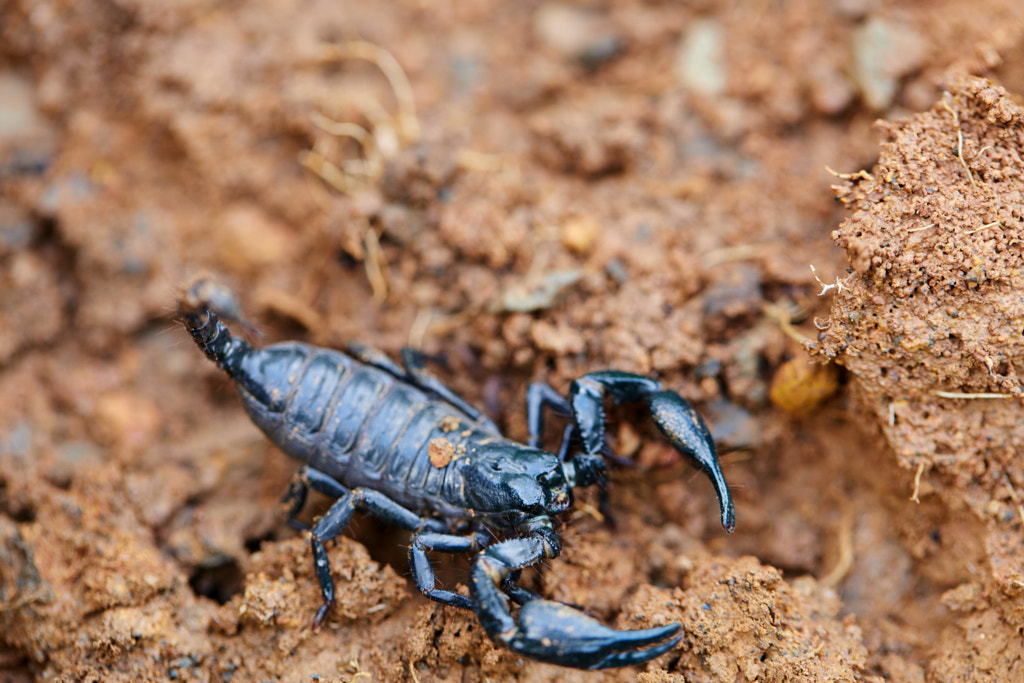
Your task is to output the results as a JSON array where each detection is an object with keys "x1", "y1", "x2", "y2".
[
  {"x1": 38, "y1": 171, "x2": 95, "y2": 214},
  {"x1": 0, "y1": 73, "x2": 38, "y2": 139},
  {"x1": 0, "y1": 251, "x2": 63, "y2": 364},
  {"x1": 560, "y1": 215, "x2": 601, "y2": 253},
  {"x1": 941, "y1": 582, "x2": 983, "y2": 612},
  {"x1": 0, "y1": 203, "x2": 36, "y2": 255},
  {"x1": 703, "y1": 263, "x2": 763, "y2": 319},
  {"x1": 705, "y1": 400, "x2": 760, "y2": 451},
  {"x1": 534, "y1": 3, "x2": 622, "y2": 68},
  {"x1": 675, "y1": 19, "x2": 727, "y2": 97},
  {"x1": 809, "y1": 62, "x2": 856, "y2": 116},
  {"x1": 675, "y1": 555, "x2": 695, "y2": 573},
  {"x1": 831, "y1": 0, "x2": 879, "y2": 20},
  {"x1": 616, "y1": 422, "x2": 641, "y2": 458},
  {"x1": 489, "y1": 270, "x2": 581, "y2": 313},
  {"x1": 0, "y1": 71, "x2": 56, "y2": 177},
  {"x1": 3, "y1": 422, "x2": 32, "y2": 458},
  {"x1": 605, "y1": 259, "x2": 629, "y2": 284},
  {"x1": 769, "y1": 356, "x2": 839, "y2": 416},
  {"x1": 852, "y1": 18, "x2": 928, "y2": 110}
]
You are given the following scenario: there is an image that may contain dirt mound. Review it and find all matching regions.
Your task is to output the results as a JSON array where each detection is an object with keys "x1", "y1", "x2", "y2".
[{"x1": 816, "y1": 74, "x2": 1024, "y2": 682}]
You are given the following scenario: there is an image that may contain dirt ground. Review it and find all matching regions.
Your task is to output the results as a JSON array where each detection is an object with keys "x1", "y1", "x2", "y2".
[{"x1": 3, "y1": 1, "x2": 1024, "y2": 681}]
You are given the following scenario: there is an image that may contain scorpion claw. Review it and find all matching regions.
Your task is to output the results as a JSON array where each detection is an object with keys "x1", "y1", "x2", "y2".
[
  {"x1": 565, "y1": 372, "x2": 735, "y2": 533},
  {"x1": 648, "y1": 390, "x2": 735, "y2": 532},
  {"x1": 510, "y1": 600, "x2": 682, "y2": 670},
  {"x1": 471, "y1": 533, "x2": 682, "y2": 670}
]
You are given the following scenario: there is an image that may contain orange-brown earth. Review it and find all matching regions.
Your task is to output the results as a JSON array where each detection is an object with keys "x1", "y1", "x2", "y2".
[{"x1": 2, "y1": 2, "x2": 1024, "y2": 681}]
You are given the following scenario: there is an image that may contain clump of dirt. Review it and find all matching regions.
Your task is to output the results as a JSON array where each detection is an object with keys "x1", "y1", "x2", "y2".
[
  {"x1": 815, "y1": 74, "x2": 1024, "y2": 680},
  {"x1": 629, "y1": 556, "x2": 867, "y2": 683}
]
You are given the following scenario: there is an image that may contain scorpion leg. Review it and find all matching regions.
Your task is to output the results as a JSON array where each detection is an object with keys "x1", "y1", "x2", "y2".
[
  {"x1": 309, "y1": 487, "x2": 444, "y2": 627},
  {"x1": 409, "y1": 529, "x2": 491, "y2": 610},
  {"x1": 281, "y1": 474, "x2": 310, "y2": 531},
  {"x1": 345, "y1": 341, "x2": 406, "y2": 376},
  {"x1": 527, "y1": 383, "x2": 628, "y2": 465},
  {"x1": 469, "y1": 522, "x2": 681, "y2": 670},
  {"x1": 526, "y1": 382, "x2": 573, "y2": 449},
  {"x1": 399, "y1": 348, "x2": 500, "y2": 432},
  {"x1": 568, "y1": 371, "x2": 736, "y2": 532},
  {"x1": 281, "y1": 466, "x2": 350, "y2": 531}
]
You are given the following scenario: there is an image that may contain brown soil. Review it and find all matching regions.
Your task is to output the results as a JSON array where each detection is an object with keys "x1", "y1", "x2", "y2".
[{"x1": 2, "y1": 2, "x2": 1024, "y2": 682}]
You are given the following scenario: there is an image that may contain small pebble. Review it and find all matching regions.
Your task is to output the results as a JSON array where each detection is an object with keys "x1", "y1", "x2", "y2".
[
  {"x1": 438, "y1": 416, "x2": 461, "y2": 433},
  {"x1": 534, "y1": 3, "x2": 622, "y2": 68},
  {"x1": 852, "y1": 18, "x2": 928, "y2": 110},
  {"x1": 675, "y1": 19, "x2": 727, "y2": 97},
  {"x1": 38, "y1": 171, "x2": 95, "y2": 214},
  {"x1": 809, "y1": 62, "x2": 856, "y2": 116},
  {"x1": 3, "y1": 422, "x2": 33, "y2": 458},
  {"x1": 560, "y1": 215, "x2": 601, "y2": 253},
  {"x1": 831, "y1": 0, "x2": 879, "y2": 20},
  {"x1": 0, "y1": 71, "x2": 56, "y2": 177},
  {"x1": 605, "y1": 259, "x2": 629, "y2": 285},
  {"x1": 490, "y1": 270, "x2": 581, "y2": 313},
  {"x1": 93, "y1": 391, "x2": 161, "y2": 450},
  {"x1": 769, "y1": 356, "x2": 839, "y2": 416}
]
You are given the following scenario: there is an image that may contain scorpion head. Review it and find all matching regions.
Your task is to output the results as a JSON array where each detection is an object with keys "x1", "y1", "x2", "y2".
[{"x1": 465, "y1": 445, "x2": 572, "y2": 517}]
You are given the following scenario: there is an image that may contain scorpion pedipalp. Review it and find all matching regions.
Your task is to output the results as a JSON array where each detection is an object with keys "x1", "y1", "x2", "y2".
[
  {"x1": 530, "y1": 370, "x2": 736, "y2": 532},
  {"x1": 512, "y1": 601, "x2": 682, "y2": 669},
  {"x1": 468, "y1": 521, "x2": 682, "y2": 669},
  {"x1": 649, "y1": 389, "x2": 735, "y2": 532}
]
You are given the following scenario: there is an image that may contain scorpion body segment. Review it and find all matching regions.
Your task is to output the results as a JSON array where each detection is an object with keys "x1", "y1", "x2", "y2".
[{"x1": 178, "y1": 278, "x2": 735, "y2": 670}]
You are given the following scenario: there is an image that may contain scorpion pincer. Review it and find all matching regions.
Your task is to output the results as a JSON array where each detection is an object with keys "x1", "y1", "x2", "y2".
[{"x1": 177, "y1": 278, "x2": 735, "y2": 670}]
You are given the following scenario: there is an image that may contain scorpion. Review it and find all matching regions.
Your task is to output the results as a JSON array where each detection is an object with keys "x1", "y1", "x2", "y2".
[{"x1": 177, "y1": 278, "x2": 735, "y2": 670}]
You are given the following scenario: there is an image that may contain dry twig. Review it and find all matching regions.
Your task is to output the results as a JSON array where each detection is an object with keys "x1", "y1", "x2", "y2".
[
  {"x1": 820, "y1": 507, "x2": 855, "y2": 589},
  {"x1": 940, "y1": 98, "x2": 977, "y2": 188}
]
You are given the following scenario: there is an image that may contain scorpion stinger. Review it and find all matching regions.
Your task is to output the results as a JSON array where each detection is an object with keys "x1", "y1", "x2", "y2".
[{"x1": 177, "y1": 278, "x2": 272, "y2": 406}]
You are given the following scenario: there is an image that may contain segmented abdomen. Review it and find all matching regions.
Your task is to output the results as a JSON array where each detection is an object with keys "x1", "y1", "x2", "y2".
[{"x1": 235, "y1": 342, "x2": 497, "y2": 516}]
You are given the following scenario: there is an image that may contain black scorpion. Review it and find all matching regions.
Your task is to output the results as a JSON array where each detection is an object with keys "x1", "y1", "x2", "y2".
[{"x1": 178, "y1": 278, "x2": 735, "y2": 670}]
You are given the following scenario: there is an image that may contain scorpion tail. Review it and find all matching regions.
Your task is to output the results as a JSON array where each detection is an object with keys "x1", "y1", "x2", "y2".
[
  {"x1": 177, "y1": 277, "x2": 268, "y2": 402},
  {"x1": 178, "y1": 277, "x2": 259, "y2": 335},
  {"x1": 469, "y1": 532, "x2": 681, "y2": 670}
]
